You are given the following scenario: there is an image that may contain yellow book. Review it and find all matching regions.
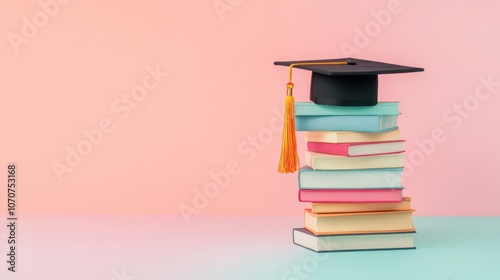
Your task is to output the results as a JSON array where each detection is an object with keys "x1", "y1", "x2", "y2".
[
  {"x1": 304, "y1": 209, "x2": 415, "y2": 236},
  {"x1": 312, "y1": 197, "x2": 411, "y2": 214}
]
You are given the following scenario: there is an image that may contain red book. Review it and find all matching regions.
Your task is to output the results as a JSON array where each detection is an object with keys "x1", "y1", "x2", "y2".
[
  {"x1": 307, "y1": 140, "x2": 405, "y2": 157},
  {"x1": 298, "y1": 189, "x2": 404, "y2": 203}
]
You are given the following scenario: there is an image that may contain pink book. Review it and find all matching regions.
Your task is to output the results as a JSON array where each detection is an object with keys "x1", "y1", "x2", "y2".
[
  {"x1": 307, "y1": 140, "x2": 405, "y2": 157},
  {"x1": 298, "y1": 189, "x2": 404, "y2": 203}
]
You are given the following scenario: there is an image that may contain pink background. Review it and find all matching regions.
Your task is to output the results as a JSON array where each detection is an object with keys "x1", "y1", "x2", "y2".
[{"x1": 1, "y1": 0, "x2": 499, "y2": 218}]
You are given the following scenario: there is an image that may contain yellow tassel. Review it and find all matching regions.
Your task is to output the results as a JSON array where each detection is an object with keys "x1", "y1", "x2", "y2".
[
  {"x1": 278, "y1": 82, "x2": 300, "y2": 173},
  {"x1": 277, "y1": 61, "x2": 351, "y2": 174}
]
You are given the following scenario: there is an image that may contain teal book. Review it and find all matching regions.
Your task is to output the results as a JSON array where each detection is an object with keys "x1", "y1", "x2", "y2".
[
  {"x1": 298, "y1": 166, "x2": 403, "y2": 190},
  {"x1": 295, "y1": 115, "x2": 398, "y2": 132},
  {"x1": 294, "y1": 102, "x2": 399, "y2": 116}
]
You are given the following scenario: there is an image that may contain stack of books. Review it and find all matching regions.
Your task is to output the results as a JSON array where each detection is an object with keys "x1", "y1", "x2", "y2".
[{"x1": 292, "y1": 101, "x2": 416, "y2": 253}]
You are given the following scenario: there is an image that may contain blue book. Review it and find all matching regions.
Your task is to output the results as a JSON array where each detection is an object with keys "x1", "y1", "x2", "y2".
[
  {"x1": 295, "y1": 115, "x2": 398, "y2": 132},
  {"x1": 295, "y1": 102, "x2": 399, "y2": 116},
  {"x1": 298, "y1": 166, "x2": 403, "y2": 190}
]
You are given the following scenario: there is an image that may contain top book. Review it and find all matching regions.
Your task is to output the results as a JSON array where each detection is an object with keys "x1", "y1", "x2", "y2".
[{"x1": 294, "y1": 102, "x2": 399, "y2": 116}]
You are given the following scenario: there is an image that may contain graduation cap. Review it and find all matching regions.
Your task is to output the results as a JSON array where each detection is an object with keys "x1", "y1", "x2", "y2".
[
  {"x1": 274, "y1": 57, "x2": 424, "y2": 106},
  {"x1": 275, "y1": 57, "x2": 424, "y2": 173}
]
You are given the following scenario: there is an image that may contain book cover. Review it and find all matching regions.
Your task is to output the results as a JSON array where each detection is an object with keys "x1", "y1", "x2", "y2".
[
  {"x1": 295, "y1": 115, "x2": 398, "y2": 132},
  {"x1": 305, "y1": 130, "x2": 402, "y2": 144},
  {"x1": 298, "y1": 166, "x2": 403, "y2": 189},
  {"x1": 311, "y1": 197, "x2": 412, "y2": 213},
  {"x1": 294, "y1": 102, "x2": 400, "y2": 116},
  {"x1": 292, "y1": 228, "x2": 416, "y2": 252},
  {"x1": 305, "y1": 151, "x2": 405, "y2": 170},
  {"x1": 304, "y1": 209, "x2": 416, "y2": 235},
  {"x1": 307, "y1": 140, "x2": 405, "y2": 157},
  {"x1": 298, "y1": 188, "x2": 404, "y2": 203}
]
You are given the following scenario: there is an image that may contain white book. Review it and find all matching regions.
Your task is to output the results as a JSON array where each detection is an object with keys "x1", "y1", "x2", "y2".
[{"x1": 305, "y1": 151, "x2": 405, "y2": 170}]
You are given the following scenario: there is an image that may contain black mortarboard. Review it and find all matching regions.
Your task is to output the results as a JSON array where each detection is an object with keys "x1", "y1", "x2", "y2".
[{"x1": 274, "y1": 58, "x2": 424, "y2": 106}]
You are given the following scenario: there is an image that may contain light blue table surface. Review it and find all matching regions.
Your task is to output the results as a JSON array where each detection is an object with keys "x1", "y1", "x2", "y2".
[
  {"x1": 173, "y1": 216, "x2": 500, "y2": 280},
  {"x1": 1, "y1": 215, "x2": 498, "y2": 279}
]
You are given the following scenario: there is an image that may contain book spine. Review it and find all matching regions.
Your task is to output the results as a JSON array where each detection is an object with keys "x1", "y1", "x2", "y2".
[
  {"x1": 298, "y1": 168, "x2": 403, "y2": 190},
  {"x1": 295, "y1": 116, "x2": 393, "y2": 132},
  {"x1": 298, "y1": 189, "x2": 404, "y2": 203},
  {"x1": 305, "y1": 130, "x2": 402, "y2": 144},
  {"x1": 306, "y1": 152, "x2": 405, "y2": 170},
  {"x1": 294, "y1": 102, "x2": 399, "y2": 116},
  {"x1": 307, "y1": 142, "x2": 350, "y2": 156},
  {"x1": 311, "y1": 200, "x2": 411, "y2": 213}
]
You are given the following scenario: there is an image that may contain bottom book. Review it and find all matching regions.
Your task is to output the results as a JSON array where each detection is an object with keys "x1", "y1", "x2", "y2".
[{"x1": 293, "y1": 228, "x2": 416, "y2": 252}]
